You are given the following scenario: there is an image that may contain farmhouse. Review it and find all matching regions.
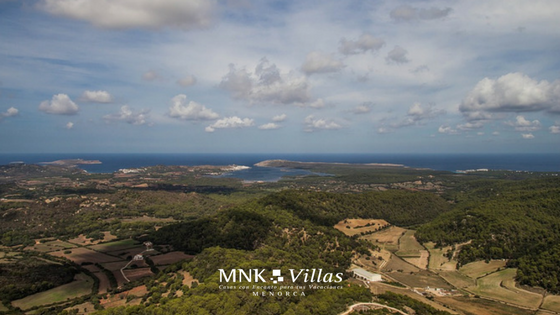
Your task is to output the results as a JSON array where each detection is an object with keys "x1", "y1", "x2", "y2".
[{"x1": 350, "y1": 268, "x2": 382, "y2": 282}]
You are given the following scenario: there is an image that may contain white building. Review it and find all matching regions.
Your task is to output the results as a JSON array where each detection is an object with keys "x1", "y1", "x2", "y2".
[{"x1": 350, "y1": 268, "x2": 382, "y2": 282}]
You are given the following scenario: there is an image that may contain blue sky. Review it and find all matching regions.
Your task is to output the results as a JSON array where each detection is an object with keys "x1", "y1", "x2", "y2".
[{"x1": 1, "y1": 0, "x2": 560, "y2": 154}]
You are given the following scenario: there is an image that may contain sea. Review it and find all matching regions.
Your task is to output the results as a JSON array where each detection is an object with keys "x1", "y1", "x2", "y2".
[{"x1": 0, "y1": 153, "x2": 559, "y2": 181}]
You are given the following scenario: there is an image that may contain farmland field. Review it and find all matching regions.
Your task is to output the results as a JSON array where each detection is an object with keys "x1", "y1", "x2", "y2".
[
  {"x1": 369, "y1": 282, "x2": 458, "y2": 314},
  {"x1": 11, "y1": 273, "x2": 94, "y2": 310},
  {"x1": 439, "y1": 270, "x2": 475, "y2": 289},
  {"x1": 68, "y1": 232, "x2": 117, "y2": 245},
  {"x1": 334, "y1": 219, "x2": 390, "y2": 237},
  {"x1": 436, "y1": 296, "x2": 535, "y2": 315},
  {"x1": 150, "y1": 251, "x2": 194, "y2": 265},
  {"x1": 384, "y1": 253, "x2": 419, "y2": 273},
  {"x1": 425, "y1": 242, "x2": 458, "y2": 271},
  {"x1": 396, "y1": 230, "x2": 428, "y2": 269},
  {"x1": 88, "y1": 239, "x2": 140, "y2": 252},
  {"x1": 361, "y1": 225, "x2": 406, "y2": 252},
  {"x1": 541, "y1": 294, "x2": 560, "y2": 313},
  {"x1": 123, "y1": 268, "x2": 154, "y2": 282},
  {"x1": 101, "y1": 260, "x2": 132, "y2": 271},
  {"x1": 25, "y1": 240, "x2": 77, "y2": 253},
  {"x1": 94, "y1": 271, "x2": 112, "y2": 293},
  {"x1": 105, "y1": 246, "x2": 152, "y2": 260},
  {"x1": 49, "y1": 247, "x2": 121, "y2": 264},
  {"x1": 467, "y1": 268, "x2": 542, "y2": 309},
  {"x1": 459, "y1": 260, "x2": 507, "y2": 279},
  {"x1": 389, "y1": 269, "x2": 454, "y2": 290}
]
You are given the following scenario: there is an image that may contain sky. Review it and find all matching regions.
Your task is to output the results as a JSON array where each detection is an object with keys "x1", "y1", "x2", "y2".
[{"x1": 1, "y1": 0, "x2": 560, "y2": 154}]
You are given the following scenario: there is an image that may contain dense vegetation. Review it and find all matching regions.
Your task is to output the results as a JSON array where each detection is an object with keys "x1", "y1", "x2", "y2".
[
  {"x1": 416, "y1": 178, "x2": 560, "y2": 292},
  {"x1": 3, "y1": 162, "x2": 560, "y2": 314},
  {"x1": 259, "y1": 189, "x2": 450, "y2": 227},
  {"x1": 136, "y1": 189, "x2": 452, "y2": 314},
  {"x1": 0, "y1": 255, "x2": 78, "y2": 302},
  {"x1": 104, "y1": 191, "x2": 391, "y2": 314}
]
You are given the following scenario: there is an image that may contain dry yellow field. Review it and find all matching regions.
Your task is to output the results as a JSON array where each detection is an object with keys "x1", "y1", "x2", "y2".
[
  {"x1": 542, "y1": 294, "x2": 560, "y2": 313},
  {"x1": 425, "y1": 242, "x2": 459, "y2": 271}
]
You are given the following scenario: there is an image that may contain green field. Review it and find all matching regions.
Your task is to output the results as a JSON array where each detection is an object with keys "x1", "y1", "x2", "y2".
[
  {"x1": 467, "y1": 268, "x2": 542, "y2": 309},
  {"x1": 396, "y1": 230, "x2": 424, "y2": 257},
  {"x1": 11, "y1": 273, "x2": 94, "y2": 310},
  {"x1": 26, "y1": 240, "x2": 77, "y2": 253},
  {"x1": 438, "y1": 270, "x2": 475, "y2": 289},
  {"x1": 88, "y1": 239, "x2": 140, "y2": 252},
  {"x1": 459, "y1": 260, "x2": 507, "y2": 279}
]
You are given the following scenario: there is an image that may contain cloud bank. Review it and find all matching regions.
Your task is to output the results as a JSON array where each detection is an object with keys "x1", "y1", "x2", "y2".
[
  {"x1": 39, "y1": 0, "x2": 217, "y2": 30},
  {"x1": 220, "y1": 58, "x2": 312, "y2": 106}
]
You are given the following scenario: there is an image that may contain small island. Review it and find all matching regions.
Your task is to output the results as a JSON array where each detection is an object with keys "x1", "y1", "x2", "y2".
[{"x1": 39, "y1": 159, "x2": 102, "y2": 167}]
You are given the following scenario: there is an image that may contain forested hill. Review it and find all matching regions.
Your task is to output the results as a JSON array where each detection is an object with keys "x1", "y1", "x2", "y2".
[
  {"x1": 146, "y1": 189, "x2": 450, "y2": 314},
  {"x1": 416, "y1": 177, "x2": 560, "y2": 293},
  {"x1": 259, "y1": 189, "x2": 450, "y2": 227}
]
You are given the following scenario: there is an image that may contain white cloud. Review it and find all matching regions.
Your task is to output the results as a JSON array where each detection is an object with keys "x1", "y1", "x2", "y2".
[
  {"x1": 177, "y1": 75, "x2": 197, "y2": 87},
  {"x1": 272, "y1": 114, "x2": 287, "y2": 122},
  {"x1": 386, "y1": 46, "x2": 409, "y2": 64},
  {"x1": 390, "y1": 5, "x2": 452, "y2": 22},
  {"x1": 219, "y1": 59, "x2": 312, "y2": 106},
  {"x1": 39, "y1": 94, "x2": 79, "y2": 115},
  {"x1": 351, "y1": 103, "x2": 372, "y2": 114},
  {"x1": 65, "y1": 122, "x2": 74, "y2": 129},
  {"x1": 205, "y1": 116, "x2": 253, "y2": 132},
  {"x1": 522, "y1": 133, "x2": 535, "y2": 139},
  {"x1": 459, "y1": 73, "x2": 560, "y2": 115},
  {"x1": 142, "y1": 70, "x2": 161, "y2": 81},
  {"x1": 301, "y1": 51, "x2": 344, "y2": 75},
  {"x1": 392, "y1": 103, "x2": 445, "y2": 128},
  {"x1": 258, "y1": 123, "x2": 280, "y2": 130},
  {"x1": 168, "y1": 94, "x2": 219, "y2": 121},
  {"x1": 550, "y1": 125, "x2": 560, "y2": 134},
  {"x1": 2, "y1": 107, "x2": 18, "y2": 117},
  {"x1": 438, "y1": 125, "x2": 458, "y2": 134},
  {"x1": 377, "y1": 127, "x2": 391, "y2": 134},
  {"x1": 303, "y1": 115, "x2": 341, "y2": 132},
  {"x1": 505, "y1": 115, "x2": 541, "y2": 132},
  {"x1": 103, "y1": 105, "x2": 151, "y2": 125},
  {"x1": 0, "y1": 107, "x2": 18, "y2": 122},
  {"x1": 39, "y1": 0, "x2": 217, "y2": 30},
  {"x1": 457, "y1": 121, "x2": 484, "y2": 131},
  {"x1": 338, "y1": 34, "x2": 385, "y2": 55},
  {"x1": 81, "y1": 90, "x2": 113, "y2": 103},
  {"x1": 309, "y1": 99, "x2": 326, "y2": 109}
]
